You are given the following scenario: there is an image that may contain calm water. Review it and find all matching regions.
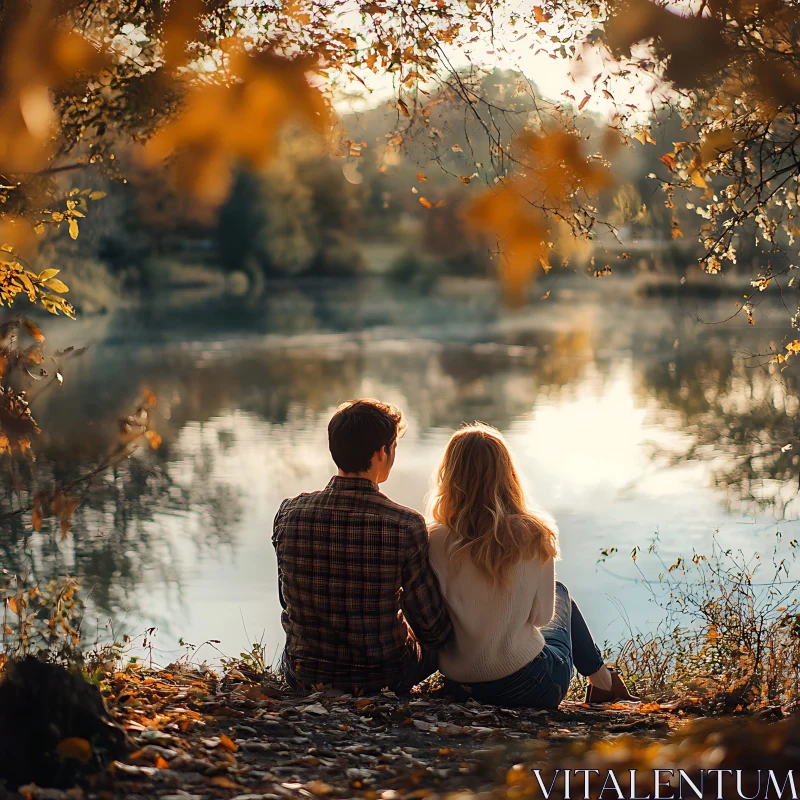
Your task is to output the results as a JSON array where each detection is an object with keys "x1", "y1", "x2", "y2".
[{"x1": 4, "y1": 278, "x2": 800, "y2": 666}]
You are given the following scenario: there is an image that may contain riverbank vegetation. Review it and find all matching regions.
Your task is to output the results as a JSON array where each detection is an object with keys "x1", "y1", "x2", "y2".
[
  {"x1": 4, "y1": 517, "x2": 800, "y2": 794},
  {"x1": 2, "y1": 0, "x2": 800, "y2": 794}
]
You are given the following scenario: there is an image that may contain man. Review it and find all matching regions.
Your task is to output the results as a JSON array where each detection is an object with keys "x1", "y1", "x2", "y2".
[{"x1": 273, "y1": 398, "x2": 452, "y2": 692}]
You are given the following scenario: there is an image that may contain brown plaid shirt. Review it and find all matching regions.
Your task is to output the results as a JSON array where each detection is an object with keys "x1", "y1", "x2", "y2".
[{"x1": 273, "y1": 476, "x2": 452, "y2": 692}]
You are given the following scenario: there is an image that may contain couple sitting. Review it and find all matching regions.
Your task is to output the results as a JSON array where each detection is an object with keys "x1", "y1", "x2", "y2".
[{"x1": 273, "y1": 399, "x2": 637, "y2": 707}]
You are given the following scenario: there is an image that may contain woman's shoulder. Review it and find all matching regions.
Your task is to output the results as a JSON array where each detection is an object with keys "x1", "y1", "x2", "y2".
[
  {"x1": 426, "y1": 523, "x2": 453, "y2": 569},
  {"x1": 427, "y1": 521, "x2": 449, "y2": 540}
]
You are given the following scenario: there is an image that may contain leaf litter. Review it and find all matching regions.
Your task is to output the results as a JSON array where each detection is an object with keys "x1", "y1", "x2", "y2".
[{"x1": 13, "y1": 662, "x2": 800, "y2": 799}]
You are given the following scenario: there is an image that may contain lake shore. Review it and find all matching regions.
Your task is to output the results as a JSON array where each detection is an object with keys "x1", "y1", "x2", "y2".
[{"x1": 12, "y1": 663, "x2": 800, "y2": 800}]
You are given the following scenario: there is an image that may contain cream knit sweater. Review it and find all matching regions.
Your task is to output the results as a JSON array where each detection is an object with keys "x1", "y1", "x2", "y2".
[{"x1": 427, "y1": 523, "x2": 556, "y2": 683}]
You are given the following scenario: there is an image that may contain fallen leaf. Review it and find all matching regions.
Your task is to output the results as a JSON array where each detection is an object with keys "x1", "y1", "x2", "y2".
[
  {"x1": 220, "y1": 733, "x2": 238, "y2": 753},
  {"x1": 300, "y1": 703, "x2": 329, "y2": 716},
  {"x1": 305, "y1": 781, "x2": 334, "y2": 796},
  {"x1": 56, "y1": 737, "x2": 92, "y2": 764},
  {"x1": 637, "y1": 702, "x2": 664, "y2": 713},
  {"x1": 210, "y1": 776, "x2": 240, "y2": 789}
]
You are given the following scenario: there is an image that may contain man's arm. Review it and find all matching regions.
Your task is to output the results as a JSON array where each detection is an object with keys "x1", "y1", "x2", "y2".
[
  {"x1": 400, "y1": 515, "x2": 453, "y2": 648},
  {"x1": 272, "y1": 499, "x2": 291, "y2": 610}
]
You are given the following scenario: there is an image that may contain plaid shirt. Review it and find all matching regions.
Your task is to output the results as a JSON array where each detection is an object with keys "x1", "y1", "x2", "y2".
[{"x1": 273, "y1": 476, "x2": 452, "y2": 691}]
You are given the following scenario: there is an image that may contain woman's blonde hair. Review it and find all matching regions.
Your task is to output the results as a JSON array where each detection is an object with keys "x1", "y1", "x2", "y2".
[{"x1": 432, "y1": 423, "x2": 559, "y2": 586}]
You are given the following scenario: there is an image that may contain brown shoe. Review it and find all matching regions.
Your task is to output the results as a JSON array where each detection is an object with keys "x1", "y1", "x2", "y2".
[{"x1": 584, "y1": 667, "x2": 640, "y2": 704}]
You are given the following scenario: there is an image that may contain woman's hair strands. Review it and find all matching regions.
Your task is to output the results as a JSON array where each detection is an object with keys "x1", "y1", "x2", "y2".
[{"x1": 432, "y1": 423, "x2": 559, "y2": 586}]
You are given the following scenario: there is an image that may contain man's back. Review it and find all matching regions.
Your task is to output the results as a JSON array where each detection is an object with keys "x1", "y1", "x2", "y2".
[{"x1": 273, "y1": 475, "x2": 451, "y2": 691}]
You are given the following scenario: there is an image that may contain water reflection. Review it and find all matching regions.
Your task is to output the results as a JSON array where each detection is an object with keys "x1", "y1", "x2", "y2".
[{"x1": 2, "y1": 280, "x2": 798, "y2": 662}]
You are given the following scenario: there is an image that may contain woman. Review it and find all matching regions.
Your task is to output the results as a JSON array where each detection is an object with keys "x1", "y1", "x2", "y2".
[{"x1": 427, "y1": 423, "x2": 638, "y2": 708}]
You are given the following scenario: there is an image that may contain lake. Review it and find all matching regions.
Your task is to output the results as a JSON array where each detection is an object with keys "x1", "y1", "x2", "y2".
[{"x1": 4, "y1": 276, "x2": 800, "y2": 668}]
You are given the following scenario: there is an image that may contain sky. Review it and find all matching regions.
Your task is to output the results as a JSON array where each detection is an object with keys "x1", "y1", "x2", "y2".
[{"x1": 330, "y1": 1, "x2": 670, "y2": 127}]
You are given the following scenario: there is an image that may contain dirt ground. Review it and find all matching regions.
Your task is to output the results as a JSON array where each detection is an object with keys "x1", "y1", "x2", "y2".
[{"x1": 7, "y1": 665, "x2": 691, "y2": 800}]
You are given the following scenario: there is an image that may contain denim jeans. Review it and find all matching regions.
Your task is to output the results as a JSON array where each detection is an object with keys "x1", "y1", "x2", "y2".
[{"x1": 444, "y1": 582, "x2": 604, "y2": 708}]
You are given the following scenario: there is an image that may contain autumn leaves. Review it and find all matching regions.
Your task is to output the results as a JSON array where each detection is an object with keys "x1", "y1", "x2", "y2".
[{"x1": 465, "y1": 129, "x2": 612, "y2": 301}]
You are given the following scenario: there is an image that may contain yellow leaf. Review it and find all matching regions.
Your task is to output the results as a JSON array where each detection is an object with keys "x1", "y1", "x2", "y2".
[
  {"x1": 690, "y1": 169, "x2": 707, "y2": 188},
  {"x1": 533, "y1": 5, "x2": 552, "y2": 22},
  {"x1": 418, "y1": 197, "x2": 443, "y2": 209},
  {"x1": 0, "y1": 244, "x2": 12, "y2": 252},
  {"x1": 38, "y1": 269, "x2": 59, "y2": 281},
  {"x1": 51, "y1": 212, "x2": 64, "y2": 222},
  {"x1": 89, "y1": 191, "x2": 107, "y2": 200},
  {"x1": 7, "y1": 596, "x2": 19, "y2": 615},
  {"x1": 700, "y1": 128, "x2": 735, "y2": 164},
  {"x1": 68, "y1": 218, "x2": 79, "y2": 240},
  {"x1": 44, "y1": 278, "x2": 69, "y2": 293},
  {"x1": 786, "y1": 340, "x2": 800, "y2": 353},
  {"x1": 56, "y1": 737, "x2": 92, "y2": 764}
]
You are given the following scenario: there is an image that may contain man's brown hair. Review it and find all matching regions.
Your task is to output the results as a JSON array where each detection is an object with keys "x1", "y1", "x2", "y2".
[{"x1": 328, "y1": 398, "x2": 406, "y2": 474}]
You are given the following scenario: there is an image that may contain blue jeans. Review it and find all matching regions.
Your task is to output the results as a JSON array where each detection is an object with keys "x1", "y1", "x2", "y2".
[{"x1": 444, "y1": 582, "x2": 604, "y2": 708}]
